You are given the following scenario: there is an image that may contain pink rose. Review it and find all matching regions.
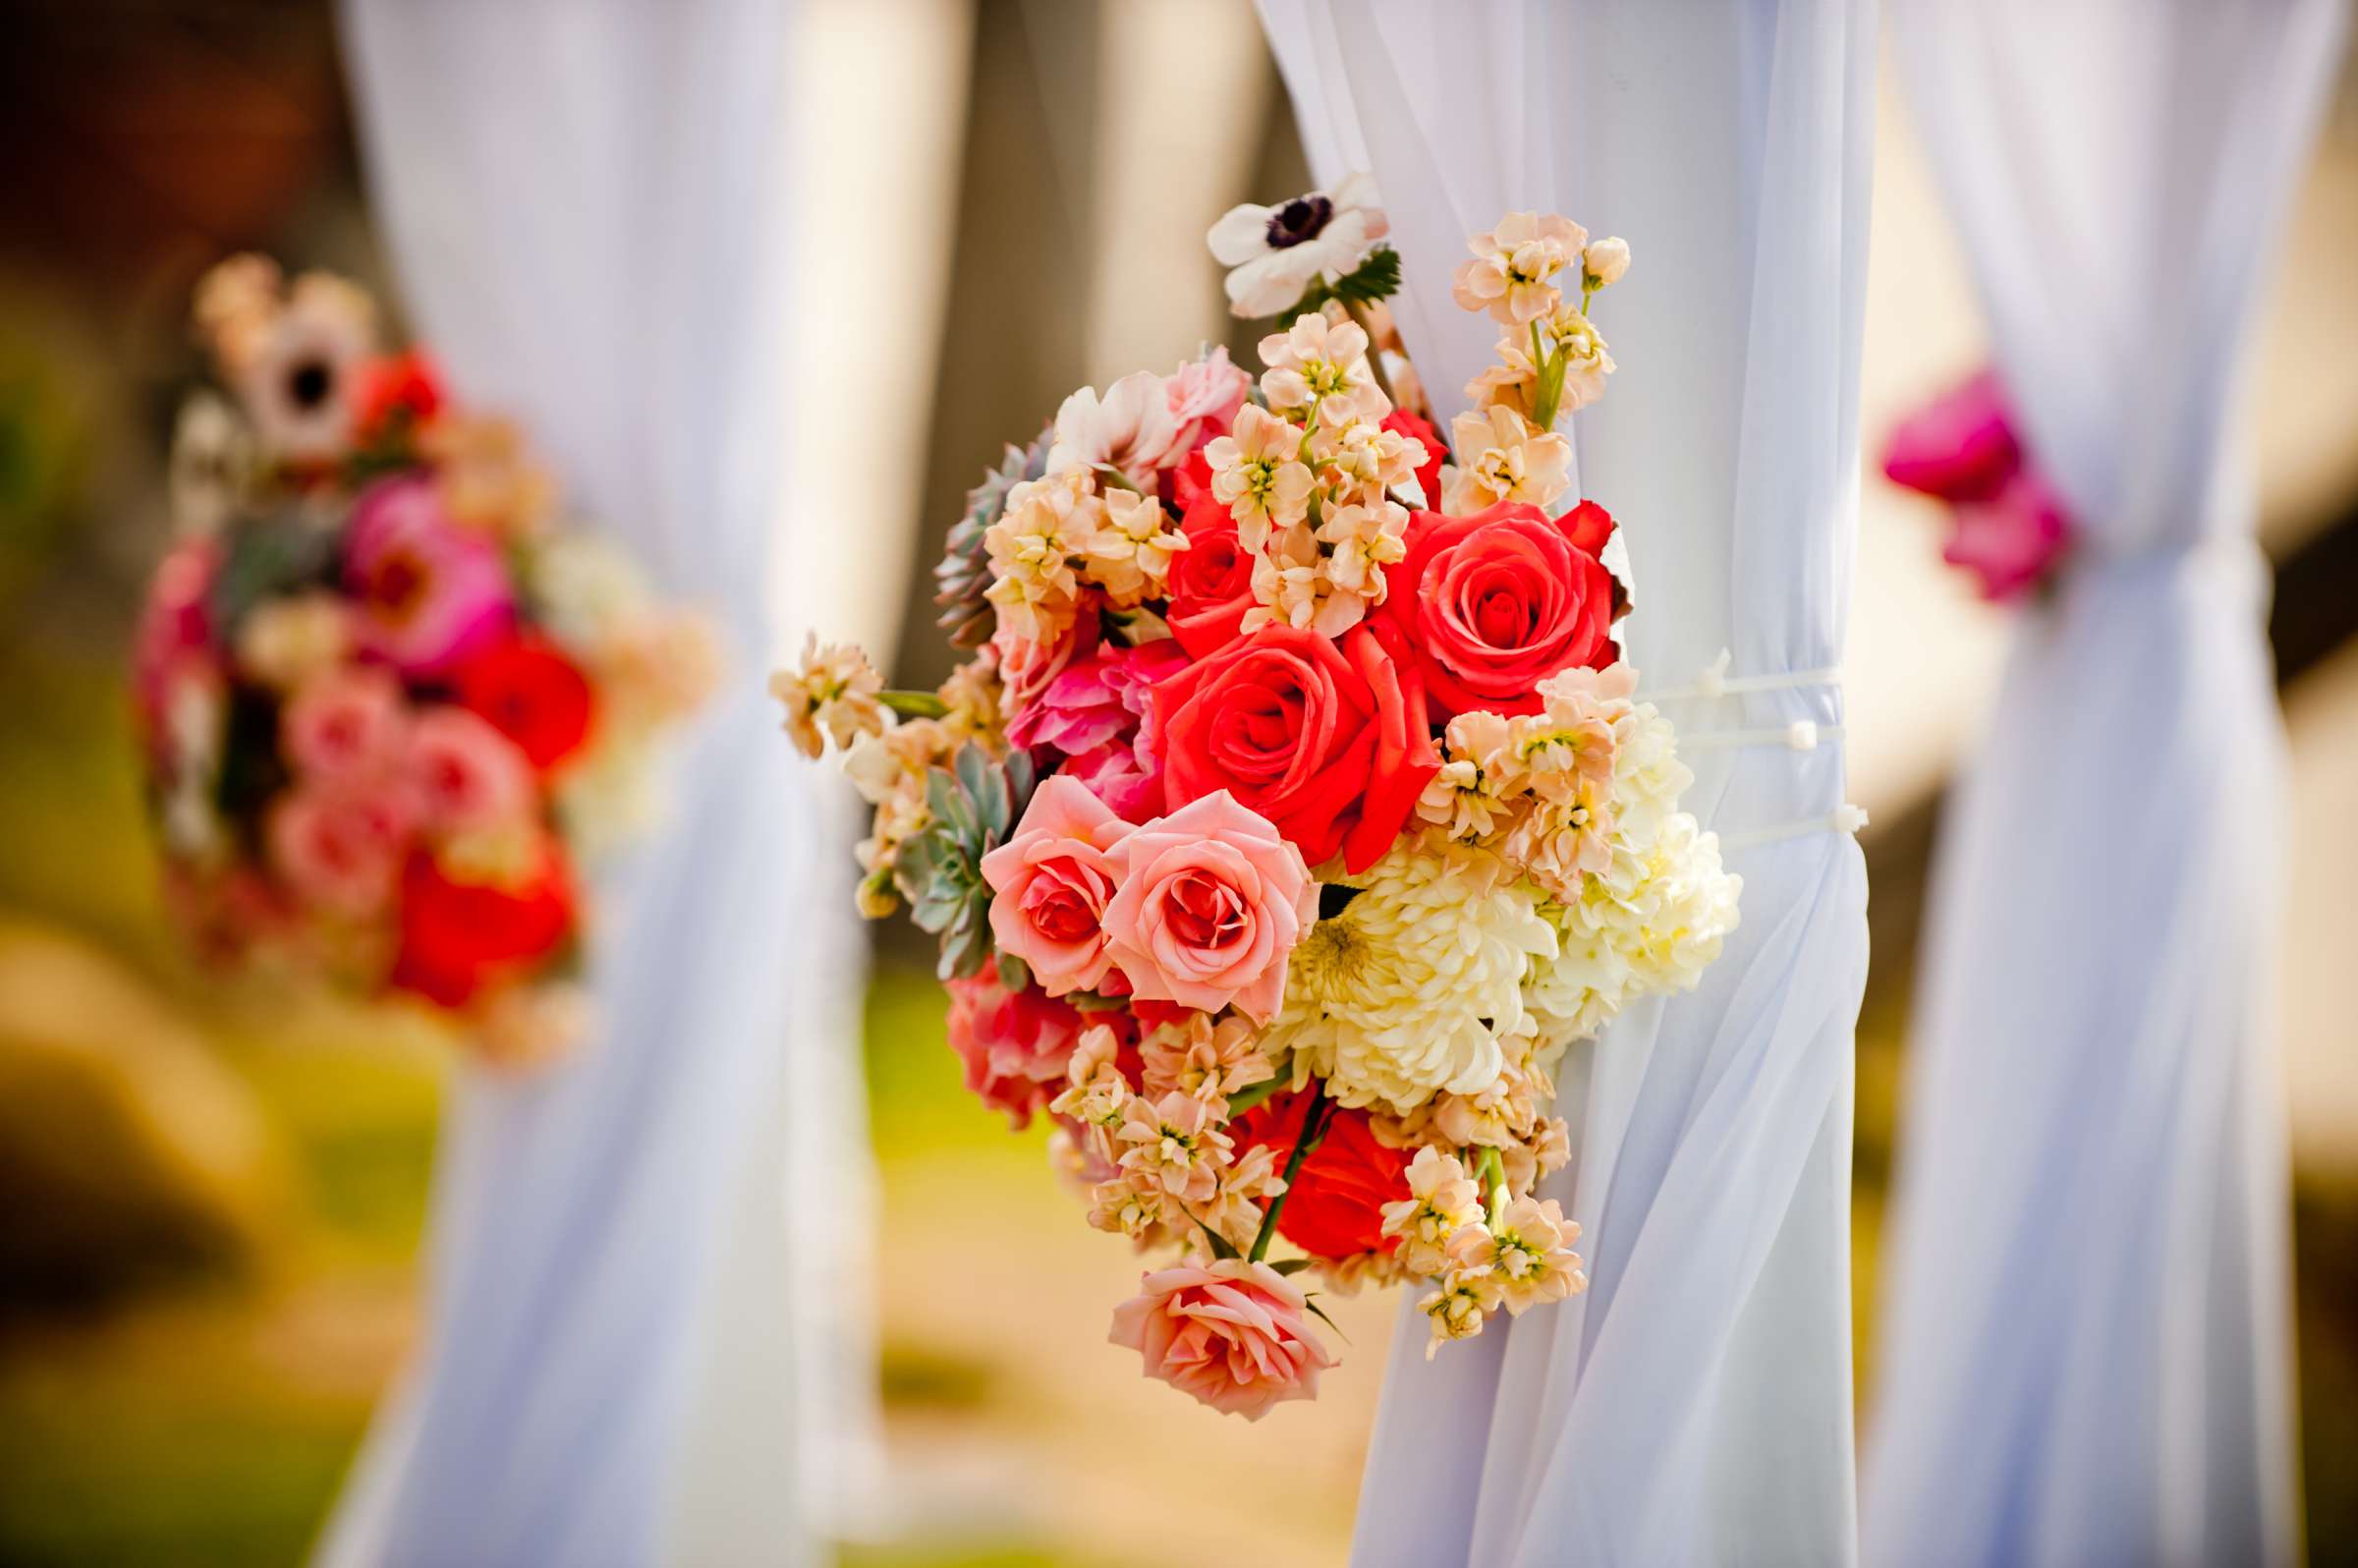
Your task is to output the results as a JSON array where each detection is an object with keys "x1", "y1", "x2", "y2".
[
  {"x1": 281, "y1": 667, "x2": 408, "y2": 782},
  {"x1": 404, "y1": 706, "x2": 536, "y2": 833},
  {"x1": 1944, "y1": 470, "x2": 2073, "y2": 603},
  {"x1": 980, "y1": 775, "x2": 1130, "y2": 996},
  {"x1": 1060, "y1": 739, "x2": 1163, "y2": 824},
  {"x1": 1164, "y1": 347, "x2": 1252, "y2": 455},
  {"x1": 943, "y1": 970, "x2": 1088, "y2": 1128},
  {"x1": 343, "y1": 475, "x2": 515, "y2": 675},
  {"x1": 1101, "y1": 791, "x2": 1314, "y2": 1023},
  {"x1": 1006, "y1": 640, "x2": 1188, "y2": 757},
  {"x1": 266, "y1": 782, "x2": 415, "y2": 918},
  {"x1": 1108, "y1": 1258, "x2": 1337, "y2": 1420},
  {"x1": 1882, "y1": 369, "x2": 2020, "y2": 504},
  {"x1": 994, "y1": 611, "x2": 1099, "y2": 728}
]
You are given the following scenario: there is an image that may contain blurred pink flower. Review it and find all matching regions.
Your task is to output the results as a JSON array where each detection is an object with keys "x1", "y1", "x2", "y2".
[
  {"x1": 133, "y1": 539, "x2": 220, "y2": 738},
  {"x1": 1945, "y1": 471, "x2": 2074, "y2": 604},
  {"x1": 266, "y1": 782, "x2": 414, "y2": 918},
  {"x1": 343, "y1": 476, "x2": 515, "y2": 675},
  {"x1": 1882, "y1": 368, "x2": 2020, "y2": 505},
  {"x1": 404, "y1": 706, "x2": 536, "y2": 834},
  {"x1": 282, "y1": 667, "x2": 409, "y2": 783},
  {"x1": 980, "y1": 775, "x2": 1130, "y2": 996},
  {"x1": 1101, "y1": 791, "x2": 1315, "y2": 1023},
  {"x1": 993, "y1": 611, "x2": 1098, "y2": 728},
  {"x1": 1108, "y1": 1258, "x2": 1336, "y2": 1420},
  {"x1": 943, "y1": 970, "x2": 1088, "y2": 1128}
]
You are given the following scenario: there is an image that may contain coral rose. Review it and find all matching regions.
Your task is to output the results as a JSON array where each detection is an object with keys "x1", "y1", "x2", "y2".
[
  {"x1": 980, "y1": 776, "x2": 1131, "y2": 996},
  {"x1": 1164, "y1": 493, "x2": 1258, "y2": 661},
  {"x1": 1235, "y1": 1087, "x2": 1412, "y2": 1260},
  {"x1": 389, "y1": 838, "x2": 576, "y2": 1008},
  {"x1": 1100, "y1": 791, "x2": 1314, "y2": 1024},
  {"x1": 454, "y1": 633, "x2": 596, "y2": 772},
  {"x1": 1108, "y1": 1258, "x2": 1336, "y2": 1420},
  {"x1": 943, "y1": 970, "x2": 1088, "y2": 1128},
  {"x1": 1382, "y1": 499, "x2": 1620, "y2": 718},
  {"x1": 1147, "y1": 622, "x2": 1436, "y2": 874}
]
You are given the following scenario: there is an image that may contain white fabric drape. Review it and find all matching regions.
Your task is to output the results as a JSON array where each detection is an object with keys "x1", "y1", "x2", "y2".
[
  {"x1": 321, "y1": 4, "x2": 870, "y2": 1564},
  {"x1": 1259, "y1": 4, "x2": 1875, "y2": 1563},
  {"x1": 1865, "y1": 6, "x2": 2347, "y2": 1566}
]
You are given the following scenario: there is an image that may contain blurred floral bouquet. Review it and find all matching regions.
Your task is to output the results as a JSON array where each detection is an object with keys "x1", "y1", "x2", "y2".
[
  {"x1": 1883, "y1": 368, "x2": 2074, "y2": 602},
  {"x1": 776, "y1": 181, "x2": 1738, "y2": 1417},
  {"x1": 133, "y1": 257, "x2": 717, "y2": 1065}
]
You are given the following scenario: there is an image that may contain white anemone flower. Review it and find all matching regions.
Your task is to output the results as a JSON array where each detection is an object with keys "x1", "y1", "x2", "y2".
[{"x1": 1207, "y1": 172, "x2": 1387, "y2": 319}]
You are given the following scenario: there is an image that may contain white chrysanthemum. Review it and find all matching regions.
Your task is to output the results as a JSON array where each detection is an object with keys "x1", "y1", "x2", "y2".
[
  {"x1": 1270, "y1": 838, "x2": 1557, "y2": 1114},
  {"x1": 1517, "y1": 694, "x2": 1737, "y2": 1050}
]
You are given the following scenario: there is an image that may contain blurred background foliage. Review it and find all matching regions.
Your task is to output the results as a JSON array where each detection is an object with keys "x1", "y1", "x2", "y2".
[{"x1": 0, "y1": 3, "x2": 2354, "y2": 1566}]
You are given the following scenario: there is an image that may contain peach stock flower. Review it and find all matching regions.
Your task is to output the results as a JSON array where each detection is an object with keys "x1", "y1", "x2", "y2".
[
  {"x1": 1257, "y1": 313, "x2": 1387, "y2": 426},
  {"x1": 769, "y1": 633, "x2": 886, "y2": 759},
  {"x1": 979, "y1": 775, "x2": 1131, "y2": 995},
  {"x1": 1451, "y1": 211, "x2": 1588, "y2": 326},
  {"x1": 1444, "y1": 405, "x2": 1574, "y2": 514},
  {"x1": 1205, "y1": 403, "x2": 1315, "y2": 551},
  {"x1": 1379, "y1": 1146, "x2": 1485, "y2": 1277},
  {"x1": 1100, "y1": 791, "x2": 1316, "y2": 1023},
  {"x1": 1108, "y1": 1259, "x2": 1337, "y2": 1419}
]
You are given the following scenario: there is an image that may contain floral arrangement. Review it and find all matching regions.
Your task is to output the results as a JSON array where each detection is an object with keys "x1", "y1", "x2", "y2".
[
  {"x1": 1883, "y1": 368, "x2": 2074, "y2": 602},
  {"x1": 775, "y1": 181, "x2": 1739, "y2": 1417},
  {"x1": 134, "y1": 256, "x2": 716, "y2": 1064}
]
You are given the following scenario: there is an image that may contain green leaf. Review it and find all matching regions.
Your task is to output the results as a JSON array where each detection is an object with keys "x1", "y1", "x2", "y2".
[
  {"x1": 1329, "y1": 246, "x2": 1401, "y2": 305},
  {"x1": 1194, "y1": 1218, "x2": 1242, "y2": 1260},
  {"x1": 1302, "y1": 1298, "x2": 1349, "y2": 1341},
  {"x1": 925, "y1": 766, "x2": 978, "y2": 841},
  {"x1": 1068, "y1": 988, "x2": 1129, "y2": 1013},
  {"x1": 1268, "y1": 1257, "x2": 1316, "y2": 1276},
  {"x1": 1223, "y1": 1072, "x2": 1289, "y2": 1118},
  {"x1": 994, "y1": 951, "x2": 1030, "y2": 993}
]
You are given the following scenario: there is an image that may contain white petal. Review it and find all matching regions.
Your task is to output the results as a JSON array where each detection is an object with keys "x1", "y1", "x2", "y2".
[
  {"x1": 1224, "y1": 252, "x2": 1319, "y2": 318},
  {"x1": 1207, "y1": 203, "x2": 1276, "y2": 265}
]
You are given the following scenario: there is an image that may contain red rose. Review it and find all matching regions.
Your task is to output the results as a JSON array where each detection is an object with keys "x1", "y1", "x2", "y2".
[
  {"x1": 1165, "y1": 448, "x2": 1215, "y2": 515},
  {"x1": 351, "y1": 350, "x2": 444, "y2": 444},
  {"x1": 1381, "y1": 499, "x2": 1621, "y2": 718},
  {"x1": 1164, "y1": 494, "x2": 1257, "y2": 660},
  {"x1": 453, "y1": 634, "x2": 596, "y2": 772},
  {"x1": 390, "y1": 841, "x2": 577, "y2": 1007},
  {"x1": 1235, "y1": 1087, "x2": 1411, "y2": 1260},
  {"x1": 1380, "y1": 408, "x2": 1446, "y2": 513},
  {"x1": 1146, "y1": 620, "x2": 1436, "y2": 874}
]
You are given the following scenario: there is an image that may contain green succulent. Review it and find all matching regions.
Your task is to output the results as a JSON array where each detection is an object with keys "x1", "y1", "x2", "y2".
[
  {"x1": 894, "y1": 743, "x2": 1038, "y2": 980},
  {"x1": 933, "y1": 427, "x2": 1049, "y2": 649}
]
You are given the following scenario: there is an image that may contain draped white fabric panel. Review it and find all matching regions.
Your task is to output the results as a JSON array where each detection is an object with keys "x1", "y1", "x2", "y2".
[
  {"x1": 1866, "y1": 6, "x2": 2348, "y2": 1566},
  {"x1": 1259, "y1": 4, "x2": 1874, "y2": 1562},
  {"x1": 322, "y1": 4, "x2": 866, "y2": 1563}
]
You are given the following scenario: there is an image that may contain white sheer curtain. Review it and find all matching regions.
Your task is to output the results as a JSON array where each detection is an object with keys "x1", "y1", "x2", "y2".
[
  {"x1": 319, "y1": 3, "x2": 871, "y2": 1564},
  {"x1": 1865, "y1": 6, "x2": 2347, "y2": 1566},
  {"x1": 1258, "y1": 4, "x2": 1875, "y2": 1563}
]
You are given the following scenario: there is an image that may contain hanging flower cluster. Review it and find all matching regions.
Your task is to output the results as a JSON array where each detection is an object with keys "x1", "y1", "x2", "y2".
[
  {"x1": 776, "y1": 178, "x2": 1739, "y2": 1414},
  {"x1": 134, "y1": 256, "x2": 716, "y2": 1065},
  {"x1": 1882, "y1": 368, "x2": 2075, "y2": 602}
]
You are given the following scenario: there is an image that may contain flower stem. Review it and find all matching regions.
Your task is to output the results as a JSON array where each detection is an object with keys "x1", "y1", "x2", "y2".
[
  {"x1": 1341, "y1": 297, "x2": 1399, "y2": 407},
  {"x1": 1477, "y1": 1146, "x2": 1507, "y2": 1227},
  {"x1": 1249, "y1": 1086, "x2": 1336, "y2": 1262},
  {"x1": 879, "y1": 690, "x2": 948, "y2": 719}
]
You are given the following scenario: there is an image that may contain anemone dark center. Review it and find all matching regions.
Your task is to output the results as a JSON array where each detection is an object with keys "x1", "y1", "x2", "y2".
[
  {"x1": 1265, "y1": 195, "x2": 1334, "y2": 250},
  {"x1": 289, "y1": 361, "x2": 333, "y2": 409}
]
